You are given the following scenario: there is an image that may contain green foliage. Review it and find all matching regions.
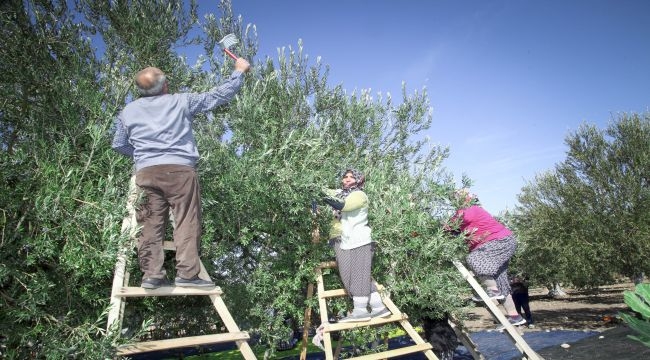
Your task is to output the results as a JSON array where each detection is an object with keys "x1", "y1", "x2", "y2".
[
  {"x1": 81, "y1": 0, "x2": 199, "y2": 75},
  {"x1": 0, "y1": 1, "x2": 127, "y2": 357},
  {"x1": 1, "y1": 0, "x2": 466, "y2": 357},
  {"x1": 620, "y1": 284, "x2": 650, "y2": 347},
  {"x1": 513, "y1": 113, "x2": 650, "y2": 288},
  {"x1": 195, "y1": 36, "x2": 465, "y2": 351},
  {"x1": 624, "y1": 284, "x2": 650, "y2": 319}
]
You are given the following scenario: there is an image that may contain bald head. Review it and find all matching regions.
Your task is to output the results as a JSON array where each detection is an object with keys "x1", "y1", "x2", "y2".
[{"x1": 135, "y1": 67, "x2": 167, "y2": 96}]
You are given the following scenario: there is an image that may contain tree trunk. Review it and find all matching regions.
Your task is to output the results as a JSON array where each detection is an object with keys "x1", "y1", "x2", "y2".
[{"x1": 547, "y1": 283, "x2": 568, "y2": 297}]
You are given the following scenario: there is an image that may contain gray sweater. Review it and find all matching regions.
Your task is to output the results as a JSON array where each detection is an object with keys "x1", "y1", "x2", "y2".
[{"x1": 112, "y1": 71, "x2": 244, "y2": 171}]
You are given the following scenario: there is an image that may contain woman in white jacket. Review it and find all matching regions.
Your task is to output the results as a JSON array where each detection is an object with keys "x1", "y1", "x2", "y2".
[{"x1": 322, "y1": 168, "x2": 390, "y2": 322}]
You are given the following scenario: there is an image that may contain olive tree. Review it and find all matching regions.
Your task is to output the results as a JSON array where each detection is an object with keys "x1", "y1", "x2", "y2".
[
  {"x1": 1, "y1": 0, "x2": 468, "y2": 357},
  {"x1": 514, "y1": 113, "x2": 650, "y2": 289},
  {"x1": 0, "y1": 0, "x2": 128, "y2": 357}
]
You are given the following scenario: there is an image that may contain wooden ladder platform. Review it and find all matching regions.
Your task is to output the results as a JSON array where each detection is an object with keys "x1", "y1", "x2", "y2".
[
  {"x1": 352, "y1": 343, "x2": 434, "y2": 360},
  {"x1": 117, "y1": 332, "x2": 250, "y2": 356},
  {"x1": 107, "y1": 175, "x2": 256, "y2": 359},
  {"x1": 108, "y1": 258, "x2": 256, "y2": 359},
  {"x1": 115, "y1": 286, "x2": 223, "y2": 297},
  {"x1": 454, "y1": 260, "x2": 544, "y2": 360},
  {"x1": 312, "y1": 262, "x2": 438, "y2": 360}
]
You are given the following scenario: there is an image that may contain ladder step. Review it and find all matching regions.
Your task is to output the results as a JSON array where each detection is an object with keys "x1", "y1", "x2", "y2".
[
  {"x1": 116, "y1": 332, "x2": 250, "y2": 355},
  {"x1": 115, "y1": 286, "x2": 223, "y2": 297},
  {"x1": 325, "y1": 313, "x2": 408, "y2": 332},
  {"x1": 318, "y1": 286, "x2": 385, "y2": 299},
  {"x1": 319, "y1": 288, "x2": 347, "y2": 299},
  {"x1": 453, "y1": 261, "x2": 542, "y2": 360},
  {"x1": 318, "y1": 261, "x2": 338, "y2": 269},
  {"x1": 349, "y1": 343, "x2": 433, "y2": 360}
]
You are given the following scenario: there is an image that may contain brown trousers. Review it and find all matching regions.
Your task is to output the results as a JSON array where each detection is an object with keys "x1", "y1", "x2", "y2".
[{"x1": 135, "y1": 164, "x2": 202, "y2": 280}]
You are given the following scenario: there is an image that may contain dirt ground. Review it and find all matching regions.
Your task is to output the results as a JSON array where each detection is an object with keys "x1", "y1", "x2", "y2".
[
  {"x1": 457, "y1": 281, "x2": 650, "y2": 359},
  {"x1": 462, "y1": 282, "x2": 633, "y2": 332}
]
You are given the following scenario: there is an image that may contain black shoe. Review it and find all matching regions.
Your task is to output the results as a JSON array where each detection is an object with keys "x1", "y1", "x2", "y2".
[
  {"x1": 141, "y1": 278, "x2": 170, "y2": 289},
  {"x1": 174, "y1": 276, "x2": 215, "y2": 287}
]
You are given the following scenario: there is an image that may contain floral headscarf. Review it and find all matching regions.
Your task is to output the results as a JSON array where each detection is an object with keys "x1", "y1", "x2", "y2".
[
  {"x1": 337, "y1": 168, "x2": 365, "y2": 199},
  {"x1": 454, "y1": 188, "x2": 480, "y2": 207}
]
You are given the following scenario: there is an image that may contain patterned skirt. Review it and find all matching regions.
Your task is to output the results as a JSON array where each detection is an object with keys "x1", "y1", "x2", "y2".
[
  {"x1": 332, "y1": 238, "x2": 377, "y2": 297},
  {"x1": 466, "y1": 235, "x2": 517, "y2": 296}
]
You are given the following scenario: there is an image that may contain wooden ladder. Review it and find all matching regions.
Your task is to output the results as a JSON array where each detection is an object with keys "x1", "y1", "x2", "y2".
[
  {"x1": 106, "y1": 176, "x2": 256, "y2": 359},
  {"x1": 447, "y1": 314, "x2": 486, "y2": 360},
  {"x1": 313, "y1": 261, "x2": 439, "y2": 360},
  {"x1": 453, "y1": 260, "x2": 544, "y2": 360}
]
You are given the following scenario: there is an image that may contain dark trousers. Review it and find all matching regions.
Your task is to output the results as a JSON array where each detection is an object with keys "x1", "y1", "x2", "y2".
[
  {"x1": 332, "y1": 239, "x2": 376, "y2": 297},
  {"x1": 135, "y1": 164, "x2": 202, "y2": 280},
  {"x1": 512, "y1": 293, "x2": 533, "y2": 322}
]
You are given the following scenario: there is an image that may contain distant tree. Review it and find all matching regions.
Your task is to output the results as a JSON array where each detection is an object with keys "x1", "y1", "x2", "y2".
[{"x1": 513, "y1": 113, "x2": 650, "y2": 289}]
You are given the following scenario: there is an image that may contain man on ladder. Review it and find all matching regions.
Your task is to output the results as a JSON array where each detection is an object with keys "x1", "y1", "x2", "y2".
[
  {"x1": 111, "y1": 58, "x2": 250, "y2": 289},
  {"x1": 108, "y1": 56, "x2": 257, "y2": 359}
]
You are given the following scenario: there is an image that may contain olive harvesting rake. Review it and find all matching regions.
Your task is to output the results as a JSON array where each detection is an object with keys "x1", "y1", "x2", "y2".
[{"x1": 218, "y1": 33, "x2": 239, "y2": 60}]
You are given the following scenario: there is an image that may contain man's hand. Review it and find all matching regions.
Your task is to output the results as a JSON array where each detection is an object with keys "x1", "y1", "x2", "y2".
[{"x1": 235, "y1": 58, "x2": 251, "y2": 73}]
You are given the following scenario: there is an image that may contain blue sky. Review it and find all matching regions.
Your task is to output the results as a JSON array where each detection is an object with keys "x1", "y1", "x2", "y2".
[{"x1": 200, "y1": 0, "x2": 650, "y2": 214}]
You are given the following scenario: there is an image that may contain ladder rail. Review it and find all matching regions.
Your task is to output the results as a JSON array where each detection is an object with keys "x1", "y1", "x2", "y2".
[
  {"x1": 107, "y1": 174, "x2": 139, "y2": 335},
  {"x1": 200, "y1": 261, "x2": 257, "y2": 360},
  {"x1": 453, "y1": 260, "x2": 543, "y2": 360},
  {"x1": 299, "y1": 282, "x2": 315, "y2": 360},
  {"x1": 107, "y1": 174, "x2": 257, "y2": 359},
  {"x1": 309, "y1": 262, "x2": 439, "y2": 360},
  {"x1": 300, "y1": 225, "x2": 321, "y2": 360},
  {"x1": 376, "y1": 282, "x2": 438, "y2": 360},
  {"x1": 107, "y1": 248, "x2": 129, "y2": 334},
  {"x1": 447, "y1": 316, "x2": 485, "y2": 360},
  {"x1": 315, "y1": 267, "x2": 335, "y2": 360}
]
